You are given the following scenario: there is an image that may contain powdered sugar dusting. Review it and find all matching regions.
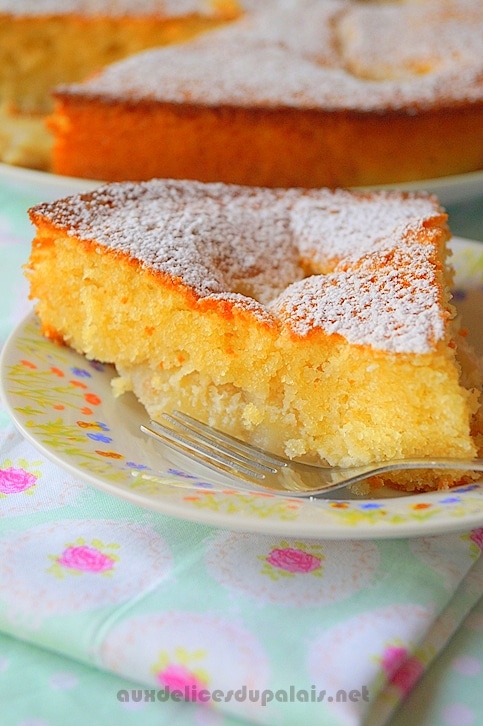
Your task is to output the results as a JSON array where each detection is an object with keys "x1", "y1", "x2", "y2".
[
  {"x1": 30, "y1": 179, "x2": 448, "y2": 354},
  {"x1": 291, "y1": 192, "x2": 444, "y2": 269},
  {"x1": 338, "y1": 0, "x2": 483, "y2": 82},
  {"x1": 55, "y1": 0, "x2": 483, "y2": 110},
  {"x1": 270, "y1": 246, "x2": 446, "y2": 352}
]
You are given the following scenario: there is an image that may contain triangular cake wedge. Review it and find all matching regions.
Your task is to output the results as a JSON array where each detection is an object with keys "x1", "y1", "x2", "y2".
[{"x1": 25, "y1": 179, "x2": 483, "y2": 491}]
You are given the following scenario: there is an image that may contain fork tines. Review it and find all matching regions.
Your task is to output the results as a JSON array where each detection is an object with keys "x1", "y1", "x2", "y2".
[{"x1": 141, "y1": 410, "x2": 286, "y2": 482}]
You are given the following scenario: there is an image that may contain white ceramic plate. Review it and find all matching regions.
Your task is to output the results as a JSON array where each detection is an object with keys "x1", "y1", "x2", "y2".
[
  {"x1": 0, "y1": 162, "x2": 100, "y2": 202},
  {"x1": 1, "y1": 237, "x2": 483, "y2": 540},
  {"x1": 2, "y1": 161, "x2": 483, "y2": 207}
]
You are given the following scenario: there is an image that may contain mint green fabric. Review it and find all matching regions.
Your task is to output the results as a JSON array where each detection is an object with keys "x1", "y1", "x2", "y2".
[{"x1": 1, "y1": 176, "x2": 483, "y2": 726}]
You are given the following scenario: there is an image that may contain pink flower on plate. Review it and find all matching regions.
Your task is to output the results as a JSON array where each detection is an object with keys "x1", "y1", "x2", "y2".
[
  {"x1": 266, "y1": 546, "x2": 322, "y2": 573},
  {"x1": 57, "y1": 545, "x2": 116, "y2": 573},
  {"x1": 156, "y1": 663, "x2": 207, "y2": 700},
  {"x1": 0, "y1": 467, "x2": 37, "y2": 495},
  {"x1": 470, "y1": 528, "x2": 483, "y2": 551}
]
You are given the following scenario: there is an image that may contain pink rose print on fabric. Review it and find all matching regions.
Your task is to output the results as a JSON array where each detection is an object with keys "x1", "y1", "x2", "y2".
[
  {"x1": 206, "y1": 532, "x2": 380, "y2": 606},
  {"x1": 0, "y1": 466, "x2": 37, "y2": 496},
  {"x1": 459, "y1": 528, "x2": 483, "y2": 560},
  {"x1": 0, "y1": 519, "x2": 172, "y2": 626},
  {"x1": 58, "y1": 545, "x2": 116, "y2": 573},
  {"x1": 47, "y1": 538, "x2": 120, "y2": 578},
  {"x1": 259, "y1": 540, "x2": 324, "y2": 580},
  {"x1": 0, "y1": 457, "x2": 86, "y2": 518},
  {"x1": 266, "y1": 547, "x2": 322, "y2": 573},
  {"x1": 381, "y1": 645, "x2": 425, "y2": 696},
  {"x1": 156, "y1": 664, "x2": 208, "y2": 701},
  {"x1": 470, "y1": 528, "x2": 483, "y2": 551},
  {"x1": 381, "y1": 645, "x2": 409, "y2": 678},
  {"x1": 390, "y1": 656, "x2": 425, "y2": 695},
  {"x1": 152, "y1": 649, "x2": 210, "y2": 702}
]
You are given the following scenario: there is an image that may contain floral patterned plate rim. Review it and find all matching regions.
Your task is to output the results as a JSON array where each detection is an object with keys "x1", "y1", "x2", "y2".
[{"x1": 1, "y1": 237, "x2": 483, "y2": 540}]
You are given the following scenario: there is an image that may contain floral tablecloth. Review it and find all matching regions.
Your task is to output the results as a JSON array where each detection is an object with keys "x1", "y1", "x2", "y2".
[{"x1": 1, "y1": 173, "x2": 483, "y2": 726}]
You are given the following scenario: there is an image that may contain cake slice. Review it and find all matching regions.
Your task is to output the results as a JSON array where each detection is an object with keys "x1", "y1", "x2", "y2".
[
  {"x1": 25, "y1": 179, "x2": 483, "y2": 491},
  {"x1": 0, "y1": 0, "x2": 241, "y2": 169}
]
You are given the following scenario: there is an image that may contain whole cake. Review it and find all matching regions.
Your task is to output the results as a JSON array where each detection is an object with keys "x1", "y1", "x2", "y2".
[
  {"x1": 47, "y1": 0, "x2": 483, "y2": 186},
  {"x1": 0, "y1": 0, "x2": 241, "y2": 170},
  {"x1": 25, "y1": 178, "x2": 483, "y2": 491}
]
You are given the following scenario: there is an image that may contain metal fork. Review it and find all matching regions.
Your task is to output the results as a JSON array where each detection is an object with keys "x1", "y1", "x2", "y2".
[{"x1": 140, "y1": 411, "x2": 483, "y2": 498}]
